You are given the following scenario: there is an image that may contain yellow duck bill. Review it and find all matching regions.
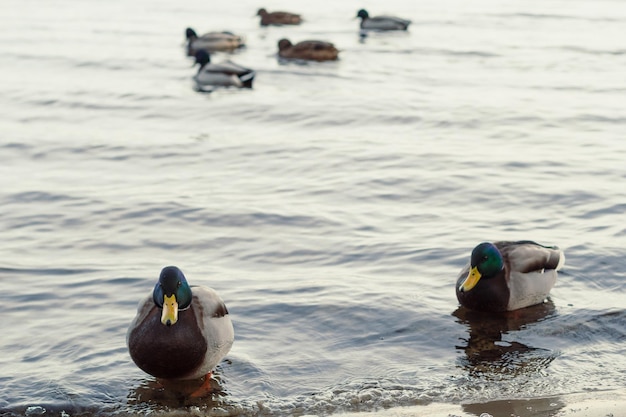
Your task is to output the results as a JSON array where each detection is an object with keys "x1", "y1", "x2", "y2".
[
  {"x1": 161, "y1": 294, "x2": 178, "y2": 326},
  {"x1": 459, "y1": 267, "x2": 481, "y2": 292}
]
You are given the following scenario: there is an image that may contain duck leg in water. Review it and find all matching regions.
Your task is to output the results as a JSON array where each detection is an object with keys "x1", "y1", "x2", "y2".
[{"x1": 189, "y1": 372, "x2": 215, "y2": 398}]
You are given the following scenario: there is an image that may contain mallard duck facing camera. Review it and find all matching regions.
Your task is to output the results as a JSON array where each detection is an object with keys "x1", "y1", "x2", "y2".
[{"x1": 127, "y1": 266, "x2": 234, "y2": 395}]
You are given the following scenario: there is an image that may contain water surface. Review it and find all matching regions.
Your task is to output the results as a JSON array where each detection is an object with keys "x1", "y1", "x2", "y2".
[{"x1": 1, "y1": 0, "x2": 625, "y2": 416}]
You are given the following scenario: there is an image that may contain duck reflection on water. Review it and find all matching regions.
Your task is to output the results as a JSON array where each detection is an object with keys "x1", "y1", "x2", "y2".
[
  {"x1": 127, "y1": 369, "x2": 229, "y2": 408},
  {"x1": 453, "y1": 300, "x2": 557, "y2": 378}
]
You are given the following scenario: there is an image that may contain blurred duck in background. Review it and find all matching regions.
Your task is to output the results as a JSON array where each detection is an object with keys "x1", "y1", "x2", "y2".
[
  {"x1": 193, "y1": 50, "x2": 255, "y2": 90},
  {"x1": 257, "y1": 8, "x2": 302, "y2": 26},
  {"x1": 277, "y1": 39, "x2": 339, "y2": 62},
  {"x1": 185, "y1": 28, "x2": 246, "y2": 55},
  {"x1": 356, "y1": 9, "x2": 411, "y2": 31}
]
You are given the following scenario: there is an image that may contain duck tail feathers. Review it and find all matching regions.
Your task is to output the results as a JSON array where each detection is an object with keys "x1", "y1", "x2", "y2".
[
  {"x1": 556, "y1": 250, "x2": 565, "y2": 271},
  {"x1": 239, "y1": 70, "x2": 255, "y2": 88}
]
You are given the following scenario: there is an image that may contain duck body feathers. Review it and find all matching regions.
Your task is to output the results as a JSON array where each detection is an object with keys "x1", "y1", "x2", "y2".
[
  {"x1": 257, "y1": 8, "x2": 302, "y2": 26},
  {"x1": 278, "y1": 39, "x2": 339, "y2": 61},
  {"x1": 127, "y1": 268, "x2": 234, "y2": 380},
  {"x1": 456, "y1": 241, "x2": 564, "y2": 312}
]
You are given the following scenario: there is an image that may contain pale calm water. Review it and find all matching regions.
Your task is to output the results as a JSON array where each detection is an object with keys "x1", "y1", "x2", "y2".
[{"x1": 1, "y1": 0, "x2": 625, "y2": 416}]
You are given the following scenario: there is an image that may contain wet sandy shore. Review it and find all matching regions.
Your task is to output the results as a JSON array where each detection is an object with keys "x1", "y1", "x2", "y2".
[{"x1": 342, "y1": 389, "x2": 625, "y2": 417}]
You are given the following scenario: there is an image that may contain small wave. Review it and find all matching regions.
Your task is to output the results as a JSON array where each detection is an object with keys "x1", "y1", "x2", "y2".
[
  {"x1": 541, "y1": 308, "x2": 626, "y2": 344},
  {"x1": 361, "y1": 46, "x2": 499, "y2": 58},
  {"x1": 492, "y1": 12, "x2": 624, "y2": 23},
  {"x1": 0, "y1": 266, "x2": 98, "y2": 276},
  {"x1": 557, "y1": 45, "x2": 626, "y2": 56},
  {"x1": 6, "y1": 191, "x2": 77, "y2": 204}
]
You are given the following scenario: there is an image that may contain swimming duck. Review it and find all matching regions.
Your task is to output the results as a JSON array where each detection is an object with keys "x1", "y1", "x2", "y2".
[
  {"x1": 356, "y1": 9, "x2": 411, "y2": 31},
  {"x1": 193, "y1": 50, "x2": 255, "y2": 89},
  {"x1": 456, "y1": 241, "x2": 565, "y2": 312},
  {"x1": 277, "y1": 39, "x2": 339, "y2": 62},
  {"x1": 185, "y1": 27, "x2": 245, "y2": 55},
  {"x1": 257, "y1": 8, "x2": 302, "y2": 26},
  {"x1": 127, "y1": 266, "x2": 234, "y2": 396}
]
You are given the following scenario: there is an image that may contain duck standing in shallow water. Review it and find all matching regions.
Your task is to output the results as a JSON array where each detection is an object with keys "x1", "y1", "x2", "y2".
[
  {"x1": 456, "y1": 241, "x2": 565, "y2": 312},
  {"x1": 193, "y1": 50, "x2": 255, "y2": 89},
  {"x1": 127, "y1": 266, "x2": 234, "y2": 397},
  {"x1": 277, "y1": 38, "x2": 339, "y2": 61},
  {"x1": 185, "y1": 27, "x2": 245, "y2": 55},
  {"x1": 356, "y1": 9, "x2": 411, "y2": 31},
  {"x1": 257, "y1": 8, "x2": 302, "y2": 26}
]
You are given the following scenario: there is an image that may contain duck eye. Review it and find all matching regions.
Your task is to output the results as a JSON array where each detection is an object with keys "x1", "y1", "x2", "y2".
[{"x1": 177, "y1": 281, "x2": 181, "y2": 288}]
